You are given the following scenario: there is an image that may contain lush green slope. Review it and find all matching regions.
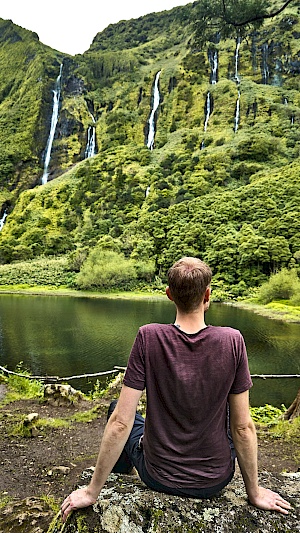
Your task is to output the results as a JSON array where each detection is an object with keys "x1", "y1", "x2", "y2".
[{"x1": 0, "y1": 1, "x2": 299, "y2": 293}]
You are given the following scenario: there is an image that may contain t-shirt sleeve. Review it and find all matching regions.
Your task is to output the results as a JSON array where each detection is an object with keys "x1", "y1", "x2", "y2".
[
  {"x1": 123, "y1": 329, "x2": 146, "y2": 391},
  {"x1": 229, "y1": 332, "x2": 253, "y2": 394}
]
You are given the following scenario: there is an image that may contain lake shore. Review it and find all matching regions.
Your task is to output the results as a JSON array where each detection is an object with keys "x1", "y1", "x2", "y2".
[{"x1": 0, "y1": 285, "x2": 300, "y2": 322}]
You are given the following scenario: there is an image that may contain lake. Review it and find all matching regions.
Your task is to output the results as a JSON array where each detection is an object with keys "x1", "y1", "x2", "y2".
[{"x1": 0, "y1": 293, "x2": 299, "y2": 407}]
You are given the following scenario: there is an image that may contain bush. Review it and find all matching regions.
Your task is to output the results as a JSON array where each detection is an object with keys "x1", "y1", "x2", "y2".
[
  {"x1": 257, "y1": 268, "x2": 300, "y2": 304},
  {"x1": 76, "y1": 249, "x2": 137, "y2": 290}
]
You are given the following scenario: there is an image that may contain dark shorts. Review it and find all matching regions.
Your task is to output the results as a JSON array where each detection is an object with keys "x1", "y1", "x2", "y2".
[{"x1": 108, "y1": 401, "x2": 235, "y2": 499}]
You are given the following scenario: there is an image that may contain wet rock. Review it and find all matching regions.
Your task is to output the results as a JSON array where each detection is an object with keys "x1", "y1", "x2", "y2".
[{"x1": 47, "y1": 469, "x2": 299, "y2": 532}]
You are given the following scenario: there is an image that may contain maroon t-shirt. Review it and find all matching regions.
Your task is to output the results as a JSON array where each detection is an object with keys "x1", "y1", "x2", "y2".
[{"x1": 123, "y1": 323, "x2": 252, "y2": 489}]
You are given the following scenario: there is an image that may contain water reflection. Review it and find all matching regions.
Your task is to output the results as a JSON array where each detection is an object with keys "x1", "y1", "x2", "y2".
[{"x1": 0, "y1": 294, "x2": 299, "y2": 406}]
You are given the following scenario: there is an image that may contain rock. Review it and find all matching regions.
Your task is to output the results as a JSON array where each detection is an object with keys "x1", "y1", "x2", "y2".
[
  {"x1": 25, "y1": 413, "x2": 39, "y2": 424},
  {"x1": 47, "y1": 469, "x2": 300, "y2": 532},
  {"x1": 0, "y1": 497, "x2": 55, "y2": 533},
  {"x1": 47, "y1": 466, "x2": 71, "y2": 476},
  {"x1": 21, "y1": 412, "x2": 40, "y2": 437},
  {"x1": 43, "y1": 384, "x2": 83, "y2": 406}
]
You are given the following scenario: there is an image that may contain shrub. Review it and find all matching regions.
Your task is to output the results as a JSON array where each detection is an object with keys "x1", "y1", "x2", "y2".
[
  {"x1": 76, "y1": 249, "x2": 137, "y2": 290},
  {"x1": 257, "y1": 268, "x2": 300, "y2": 304}
]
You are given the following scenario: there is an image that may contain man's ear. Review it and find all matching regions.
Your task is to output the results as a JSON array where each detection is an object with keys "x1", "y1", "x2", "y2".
[
  {"x1": 166, "y1": 286, "x2": 173, "y2": 301},
  {"x1": 203, "y1": 286, "x2": 211, "y2": 303}
]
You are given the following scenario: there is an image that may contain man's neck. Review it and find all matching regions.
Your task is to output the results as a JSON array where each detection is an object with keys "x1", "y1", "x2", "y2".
[{"x1": 174, "y1": 308, "x2": 206, "y2": 334}]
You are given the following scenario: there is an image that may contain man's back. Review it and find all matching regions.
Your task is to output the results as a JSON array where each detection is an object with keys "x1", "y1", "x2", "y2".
[{"x1": 124, "y1": 323, "x2": 252, "y2": 488}]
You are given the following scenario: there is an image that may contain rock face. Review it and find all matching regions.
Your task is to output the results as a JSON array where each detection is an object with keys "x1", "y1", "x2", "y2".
[{"x1": 47, "y1": 469, "x2": 300, "y2": 533}]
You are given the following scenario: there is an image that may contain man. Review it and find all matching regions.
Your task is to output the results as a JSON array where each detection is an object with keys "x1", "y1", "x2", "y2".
[{"x1": 61, "y1": 257, "x2": 291, "y2": 522}]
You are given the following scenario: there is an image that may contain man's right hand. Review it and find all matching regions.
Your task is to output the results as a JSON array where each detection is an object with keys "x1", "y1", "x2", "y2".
[{"x1": 249, "y1": 487, "x2": 291, "y2": 514}]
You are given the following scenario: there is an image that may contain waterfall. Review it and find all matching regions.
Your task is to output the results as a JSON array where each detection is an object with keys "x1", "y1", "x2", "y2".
[
  {"x1": 85, "y1": 113, "x2": 96, "y2": 159},
  {"x1": 234, "y1": 37, "x2": 241, "y2": 83},
  {"x1": 208, "y1": 49, "x2": 218, "y2": 85},
  {"x1": 145, "y1": 186, "x2": 150, "y2": 197},
  {"x1": 261, "y1": 44, "x2": 269, "y2": 85},
  {"x1": 201, "y1": 92, "x2": 212, "y2": 149},
  {"x1": 41, "y1": 64, "x2": 63, "y2": 185},
  {"x1": 234, "y1": 90, "x2": 241, "y2": 133},
  {"x1": 233, "y1": 37, "x2": 242, "y2": 133},
  {"x1": 204, "y1": 92, "x2": 211, "y2": 132},
  {"x1": 147, "y1": 71, "x2": 161, "y2": 150},
  {"x1": 0, "y1": 211, "x2": 7, "y2": 231}
]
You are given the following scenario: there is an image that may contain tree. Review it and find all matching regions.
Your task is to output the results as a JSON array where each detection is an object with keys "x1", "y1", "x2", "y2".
[{"x1": 192, "y1": 0, "x2": 297, "y2": 44}]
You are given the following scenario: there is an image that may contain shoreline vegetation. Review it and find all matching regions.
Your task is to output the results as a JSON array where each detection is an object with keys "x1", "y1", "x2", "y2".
[{"x1": 0, "y1": 284, "x2": 300, "y2": 323}]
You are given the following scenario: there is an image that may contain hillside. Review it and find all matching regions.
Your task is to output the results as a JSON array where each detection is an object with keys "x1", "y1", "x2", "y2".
[{"x1": 0, "y1": 1, "x2": 299, "y2": 293}]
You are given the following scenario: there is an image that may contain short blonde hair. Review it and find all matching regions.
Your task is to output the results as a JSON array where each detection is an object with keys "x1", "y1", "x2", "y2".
[{"x1": 167, "y1": 257, "x2": 212, "y2": 313}]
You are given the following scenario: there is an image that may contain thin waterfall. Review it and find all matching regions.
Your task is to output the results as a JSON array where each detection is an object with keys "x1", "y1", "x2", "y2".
[
  {"x1": 261, "y1": 44, "x2": 269, "y2": 85},
  {"x1": 204, "y1": 92, "x2": 211, "y2": 132},
  {"x1": 42, "y1": 64, "x2": 63, "y2": 184},
  {"x1": 85, "y1": 113, "x2": 96, "y2": 159},
  {"x1": 208, "y1": 49, "x2": 218, "y2": 85},
  {"x1": 234, "y1": 37, "x2": 241, "y2": 83},
  {"x1": 146, "y1": 71, "x2": 161, "y2": 150},
  {"x1": 201, "y1": 92, "x2": 212, "y2": 149},
  {"x1": 234, "y1": 90, "x2": 241, "y2": 133},
  {"x1": 234, "y1": 37, "x2": 242, "y2": 133},
  {"x1": 0, "y1": 211, "x2": 7, "y2": 231},
  {"x1": 145, "y1": 186, "x2": 150, "y2": 197}
]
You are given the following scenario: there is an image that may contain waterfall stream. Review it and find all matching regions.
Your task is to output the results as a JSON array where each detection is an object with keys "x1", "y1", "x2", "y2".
[
  {"x1": 261, "y1": 44, "x2": 269, "y2": 84},
  {"x1": 234, "y1": 37, "x2": 241, "y2": 83},
  {"x1": 85, "y1": 114, "x2": 96, "y2": 159},
  {"x1": 234, "y1": 90, "x2": 241, "y2": 133},
  {"x1": 201, "y1": 48, "x2": 218, "y2": 148},
  {"x1": 0, "y1": 211, "x2": 7, "y2": 231},
  {"x1": 208, "y1": 49, "x2": 218, "y2": 85},
  {"x1": 234, "y1": 37, "x2": 241, "y2": 133},
  {"x1": 41, "y1": 64, "x2": 63, "y2": 184},
  {"x1": 203, "y1": 92, "x2": 211, "y2": 132},
  {"x1": 146, "y1": 71, "x2": 161, "y2": 150}
]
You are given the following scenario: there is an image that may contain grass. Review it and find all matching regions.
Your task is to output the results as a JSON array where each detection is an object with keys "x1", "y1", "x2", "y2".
[{"x1": 230, "y1": 299, "x2": 300, "y2": 323}]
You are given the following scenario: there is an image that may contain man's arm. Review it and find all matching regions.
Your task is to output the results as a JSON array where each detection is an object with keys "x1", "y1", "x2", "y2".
[
  {"x1": 229, "y1": 391, "x2": 291, "y2": 515},
  {"x1": 61, "y1": 385, "x2": 143, "y2": 522}
]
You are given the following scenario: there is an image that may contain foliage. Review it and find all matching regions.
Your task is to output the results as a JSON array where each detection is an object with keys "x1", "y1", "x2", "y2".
[
  {"x1": 0, "y1": 2, "x2": 300, "y2": 295},
  {"x1": 76, "y1": 249, "x2": 137, "y2": 290},
  {"x1": 192, "y1": 0, "x2": 296, "y2": 45},
  {"x1": 250, "y1": 403, "x2": 286, "y2": 425},
  {"x1": 257, "y1": 268, "x2": 300, "y2": 304},
  {"x1": 1, "y1": 366, "x2": 43, "y2": 404},
  {"x1": 0, "y1": 256, "x2": 76, "y2": 288}
]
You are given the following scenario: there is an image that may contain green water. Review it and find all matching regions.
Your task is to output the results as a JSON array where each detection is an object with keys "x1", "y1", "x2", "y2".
[{"x1": 0, "y1": 294, "x2": 299, "y2": 406}]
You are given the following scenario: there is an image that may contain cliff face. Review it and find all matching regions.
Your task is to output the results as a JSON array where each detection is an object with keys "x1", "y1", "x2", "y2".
[{"x1": 0, "y1": 2, "x2": 299, "y2": 288}]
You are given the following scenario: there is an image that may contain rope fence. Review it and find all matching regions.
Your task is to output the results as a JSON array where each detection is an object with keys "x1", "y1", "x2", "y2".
[{"x1": 0, "y1": 365, "x2": 299, "y2": 383}]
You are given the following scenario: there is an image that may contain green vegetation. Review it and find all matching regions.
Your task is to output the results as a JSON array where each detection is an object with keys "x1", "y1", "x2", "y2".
[
  {"x1": 250, "y1": 404, "x2": 286, "y2": 425},
  {"x1": 0, "y1": 366, "x2": 43, "y2": 404},
  {"x1": 256, "y1": 268, "x2": 300, "y2": 304},
  {"x1": 0, "y1": 1, "x2": 299, "y2": 301}
]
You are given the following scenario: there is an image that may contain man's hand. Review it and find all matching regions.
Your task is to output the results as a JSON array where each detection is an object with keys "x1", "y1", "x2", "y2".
[
  {"x1": 249, "y1": 487, "x2": 291, "y2": 515},
  {"x1": 61, "y1": 486, "x2": 97, "y2": 523}
]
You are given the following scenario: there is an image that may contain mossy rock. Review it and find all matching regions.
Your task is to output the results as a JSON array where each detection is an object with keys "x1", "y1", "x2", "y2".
[{"x1": 47, "y1": 469, "x2": 299, "y2": 533}]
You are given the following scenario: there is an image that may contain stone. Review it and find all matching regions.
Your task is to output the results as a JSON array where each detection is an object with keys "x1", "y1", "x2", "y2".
[
  {"x1": 47, "y1": 469, "x2": 300, "y2": 533},
  {"x1": 43, "y1": 384, "x2": 83, "y2": 406},
  {"x1": 0, "y1": 497, "x2": 55, "y2": 533}
]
